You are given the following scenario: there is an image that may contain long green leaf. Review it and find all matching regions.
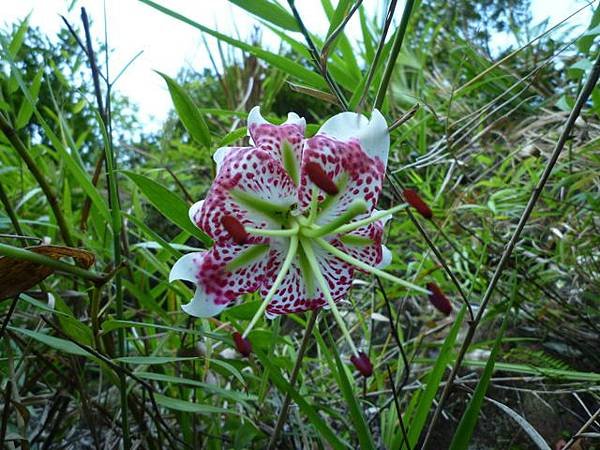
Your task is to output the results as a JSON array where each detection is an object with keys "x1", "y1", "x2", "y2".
[
  {"x1": 399, "y1": 306, "x2": 466, "y2": 449},
  {"x1": 123, "y1": 171, "x2": 211, "y2": 246},
  {"x1": 154, "y1": 394, "x2": 232, "y2": 415},
  {"x1": 325, "y1": 332, "x2": 376, "y2": 450},
  {"x1": 228, "y1": 0, "x2": 299, "y2": 31},
  {"x1": 157, "y1": 71, "x2": 212, "y2": 148},
  {"x1": 255, "y1": 350, "x2": 348, "y2": 450},
  {"x1": 449, "y1": 305, "x2": 512, "y2": 450},
  {"x1": 140, "y1": 0, "x2": 327, "y2": 89},
  {"x1": 8, "y1": 326, "x2": 93, "y2": 357}
]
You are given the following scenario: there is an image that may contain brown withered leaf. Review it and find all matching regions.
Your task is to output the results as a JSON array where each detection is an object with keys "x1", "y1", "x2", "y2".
[{"x1": 0, "y1": 245, "x2": 95, "y2": 300}]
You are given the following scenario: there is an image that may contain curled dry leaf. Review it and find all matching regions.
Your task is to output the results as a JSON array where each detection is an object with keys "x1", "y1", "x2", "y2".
[{"x1": 0, "y1": 245, "x2": 95, "y2": 300}]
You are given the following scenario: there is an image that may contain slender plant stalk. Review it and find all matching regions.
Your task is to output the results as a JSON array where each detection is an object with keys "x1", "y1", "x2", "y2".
[
  {"x1": 267, "y1": 310, "x2": 318, "y2": 450},
  {"x1": 0, "y1": 243, "x2": 106, "y2": 283},
  {"x1": 357, "y1": 0, "x2": 398, "y2": 109},
  {"x1": 287, "y1": 0, "x2": 349, "y2": 110},
  {"x1": 0, "y1": 113, "x2": 74, "y2": 246},
  {"x1": 0, "y1": 181, "x2": 24, "y2": 236},
  {"x1": 419, "y1": 46, "x2": 600, "y2": 450},
  {"x1": 374, "y1": 0, "x2": 416, "y2": 109}
]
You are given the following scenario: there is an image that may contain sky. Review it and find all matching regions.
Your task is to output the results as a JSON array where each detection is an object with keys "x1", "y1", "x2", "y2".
[{"x1": 0, "y1": 0, "x2": 595, "y2": 132}]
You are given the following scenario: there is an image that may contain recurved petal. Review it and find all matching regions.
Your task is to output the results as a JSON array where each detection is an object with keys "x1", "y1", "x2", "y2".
[
  {"x1": 173, "y1": 243, "x2": 271, "y2": 318},
  {"x1": 337, "y1": 220, "x2": 385, "y2": 269},
  {"x1": 195, "y1": 147, "x2": 296, "y2": 244},
  {"x1": 298, "y1": 135, "x2": 385, "y2": 225},
  {"x1": 317, "y1": 109, "x2": 389, "y2": 167},
  {"x1": 247, "y1": 106, "x2": 306, "y2": 185}
]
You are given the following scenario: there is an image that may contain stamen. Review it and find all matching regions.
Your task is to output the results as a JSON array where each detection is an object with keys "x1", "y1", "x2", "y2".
[
  {"x1": 245, "y1": 227, "x2": 298, "y2": 237},
  {"x1": 350, "y1": 352, "x2": 373, "y2": 377},
  {"x1": 426, "y1": 282, "x2": 452, "y2": 315},
  {"x1": 302, "y1": 200, "x2": 367, "y2": 238},
  {"x1": 242, "y1": 227, "x2": 300, "y2": 338},
  {"x1": 315, "y1": 237, "x2": 430, "y2": 294},
  {"x1": 300, "y1": 238, "x2": 359, "y2": 358},
  {"x1": 403, "y1": 189, "x2": 433, "y2": 219},
  {"x1": 221, "y1": 215, "x2": 248, "y2": 244},
  {"x1": 232, "y1": 331, "x2": 252, "y2": 357},
  {"x1": 333, "y1": 203, "x2": 407, "y2": 235},
  {"x1": 305, "y1": 161, "x2": 338, "y2": 195}
]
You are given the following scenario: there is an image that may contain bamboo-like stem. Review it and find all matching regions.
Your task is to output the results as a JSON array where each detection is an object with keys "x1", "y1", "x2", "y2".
[
  {"x1": 0, "y1": 113, "x2": 74, "y2": 246},
  {"x1": 0, "y1": 181, "x2": 24, "y2": 236},
  {"x1": 267, "y1": 310, "x2": 318, "y2": 450},
  {"x1": 419, "y1": 44, "x2": 600, "y2": 450},
  {"x1": 374, "y1": 0, "x2": 416, "y2": 109}
]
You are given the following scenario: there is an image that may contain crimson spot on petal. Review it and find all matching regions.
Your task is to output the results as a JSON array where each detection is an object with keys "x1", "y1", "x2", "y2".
[
  {"x1": 221, "y1": 215, "x2": 248, "y2": 244},
  {"x1": 305, "y1": 161, "x2": 339, "y2": 195},
  {"x1": 403, "y1": 189, "x2": 433, "y2": 219},
  {"x1": 232, "y1": 332, "x2": 252, "y2": 357},
  {"x1": 426, "y1": 282, "x2": 452, "y2": 315},
  {"x1": 351, "y1": 351, "x2": 373, "y2": 377}
]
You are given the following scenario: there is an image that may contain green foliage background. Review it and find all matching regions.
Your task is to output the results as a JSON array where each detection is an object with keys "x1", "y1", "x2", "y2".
[{"x1": 1, "y1": 1, "x2": 599, "y2": 448}]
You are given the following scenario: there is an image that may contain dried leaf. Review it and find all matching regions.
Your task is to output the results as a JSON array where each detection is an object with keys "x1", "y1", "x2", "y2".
[{"x1": 0, "y1": 245, "x2": 95, "y2": 299}]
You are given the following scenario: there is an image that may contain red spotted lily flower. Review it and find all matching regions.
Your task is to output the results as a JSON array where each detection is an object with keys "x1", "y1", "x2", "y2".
[{"x1": 170, "y1": 107, "x2": 428, "y2": 373}]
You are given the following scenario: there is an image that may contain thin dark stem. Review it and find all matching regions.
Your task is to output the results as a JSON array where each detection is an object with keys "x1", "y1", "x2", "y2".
[
  {"x1": 386, "y1": 365, "x2": 412, "y2": 450},
  {"x1": 0, "y1": 296, "x2": 20, "y2": 341},
  {"x1": 358, "y1": 0, "x2": 398, "y2": 110},
  {"x1": 0, "y1": 181, "x2": 24, "y2": 236},
  {"x1": 419, "y1": 47, "x2": 600, "y2": 450},
  {"x1": 267, "y1": 310, "x2": 319, "y2": 449},
  {"x1": 378, "y1": 277, "x2": 411, "y2": 450},
  {"x1": 320, "y1": 0, "x2": 364, "y2": 71},
  {"x1": 0, "y1": 113, "x2": 73, "y2": 246},
  {"x1": 286, "y1": 0, "x2": 349, "y2": 110},
  {"x1": 386, "y1": 173, "x2": 474, "y2": 321}
]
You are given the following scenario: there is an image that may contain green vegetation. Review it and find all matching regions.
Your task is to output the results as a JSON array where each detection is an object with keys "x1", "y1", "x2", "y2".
[{"x1": 1, "y1": 1, "x2": 599, "y2": 448}]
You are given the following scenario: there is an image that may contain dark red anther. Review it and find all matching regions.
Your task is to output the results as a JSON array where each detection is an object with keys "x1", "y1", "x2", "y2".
[
  {"x1": 403, "y1": 189, "x2": 433, "y2": 219},
  {"x1": 426, "y1": 282, "x2": 452, "y2": 316},
  {"x1": 232, "y1": 332, "x2": 252, "y2": 357},
  {"x1": 221, "y1": 215, "x2": 248, "y2": 244},
  {"x1": 305, "y1": 161, "x2": 339, "y2": 195},
  {"x1": 350, "y1": 351, "x2": 373, "y2": 378}
]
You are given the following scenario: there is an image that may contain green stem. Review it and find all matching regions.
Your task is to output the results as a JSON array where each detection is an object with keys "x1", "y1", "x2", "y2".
[
  {"x1": 266, "y1": 310, "x2": 319, "y2": 450},
  {"x1": 0, "y1": 181, "x2": 24, "y2": 236},
  {"x1": 0, "y1": 243, "x2": 106, "y2": 283},
  {"x1": 315, "y1": 237, "x2": 429, "y2": 294},
  {"x1": 0, "y1": 113, "x2": 74, "y2": 246},
  {"x1": 302, "y1": 200, "x2": 367, "y2": 238},
  {"x1": 242, "y1": 235, "x2": 299, "y2": 338},
  {"x1": 333, "y1": 203, "x2": 407, "y2": 235},
  {"x1": 374, "y1": 0, "x2": 416, "y2": 109},
  {"x1": 300, "y1": 238, "x2": 358, "y2": 356}
]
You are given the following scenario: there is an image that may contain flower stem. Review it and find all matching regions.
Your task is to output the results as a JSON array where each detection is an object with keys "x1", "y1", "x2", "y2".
[
  {"x1": 266, "y1": 310, "x2": 318, "y2": 450},
  {"x1": 333, "y1": 203, "x2": 407, "y2": 235},
  {"x1": 242, "y1": 235, "x2": 299, "y2": 338},
  {"x1": 300, "y1": 239, "x2": 359, "y2": 357},
  {"x1": 315, "y1": 238, "x2": 430, "y2": 294}
]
